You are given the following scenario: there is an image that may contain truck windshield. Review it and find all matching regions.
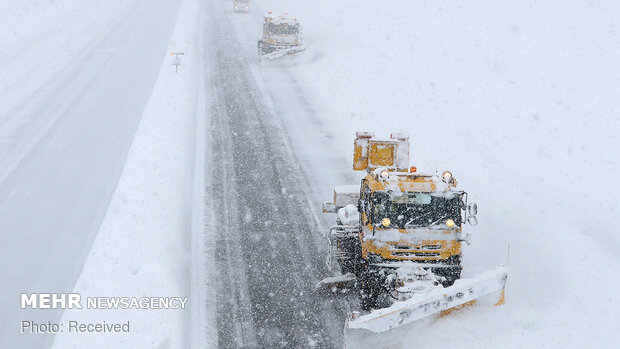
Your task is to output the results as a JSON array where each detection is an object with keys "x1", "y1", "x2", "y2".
[
  {"x1": 267, "y1": 23, "x2": 299, "y2": 35},
  {"x1": 371, "y1": 191, "x2": 461, "y2": 228}
]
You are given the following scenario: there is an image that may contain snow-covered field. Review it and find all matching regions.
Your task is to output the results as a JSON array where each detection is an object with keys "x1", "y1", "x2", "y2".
[{"x1": 2, "y1": 0, "x2": 619, "y2": 348}]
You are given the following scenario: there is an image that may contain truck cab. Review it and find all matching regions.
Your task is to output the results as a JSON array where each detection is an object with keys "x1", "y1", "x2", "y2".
[{"x1": 358, "y1": 168, "x2": 468, "y2": 284}]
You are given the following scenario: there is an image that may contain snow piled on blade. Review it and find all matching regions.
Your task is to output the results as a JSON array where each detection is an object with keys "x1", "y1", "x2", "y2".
[{"x1": 347, "y1": 266, "x2": 507, "y2": 333}]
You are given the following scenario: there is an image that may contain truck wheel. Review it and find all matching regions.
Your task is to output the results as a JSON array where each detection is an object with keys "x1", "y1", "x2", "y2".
[
  {"x1": 359, "y1": 269, "x2": 386, "y2": 311},
  {"x1": 437, "y1": 267, "x2": 461, "y2": 287},
  {"x1": 257, "y1": 41, "x2": 263, "y2": 60},
  {"x1": 360, "y1": 280, "x2": 377, "y2": 311},
  {"x1": 433, "y1": 255, "x2": 462, "y2": 287},
  {"x1": 338, "y1": 237, "x2": 362, "y2": 276}
]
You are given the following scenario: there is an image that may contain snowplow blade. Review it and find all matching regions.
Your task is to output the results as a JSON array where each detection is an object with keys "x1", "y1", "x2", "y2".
[
  {"x1": 315, "y1": 273, "x2": 357, "y2": 296},
  {"x1": 260, "y1": 45, "x2": 305, "y2": 61},
  {"x1": 346, "y1": 266, "x2": 508, "y2": 333}
]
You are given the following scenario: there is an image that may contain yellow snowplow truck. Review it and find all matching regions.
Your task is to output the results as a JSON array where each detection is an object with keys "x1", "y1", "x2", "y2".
[
  {"x1": 318, "y1": 132, "x2": 507, "y2": 333},
  {"x1": 257, "y1": 12, "x2": 305, "y2": 61}
]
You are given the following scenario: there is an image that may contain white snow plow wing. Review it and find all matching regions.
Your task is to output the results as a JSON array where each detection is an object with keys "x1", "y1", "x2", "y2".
[
  {"x1": 346, "y1": 266, "x2": 508, "y2": 333},
  {"x1": 259, "y1": 44, "x2": 305, "y2": 61},
  {"x1": 315, "y1": 273, "x2": 357, "y2": 295}
]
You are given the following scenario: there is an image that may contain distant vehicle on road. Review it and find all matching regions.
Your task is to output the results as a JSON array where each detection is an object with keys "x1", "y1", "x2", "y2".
[
  {"x1": 233, "y1": 0, "x2": 249, "y2": 13},
  {"x1": 257, "y1": 12, "x2": 305, "y2": 62}
]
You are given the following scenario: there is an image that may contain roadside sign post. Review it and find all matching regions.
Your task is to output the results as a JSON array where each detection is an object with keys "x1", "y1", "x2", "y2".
[{"x1": 170, "y1": 52, "x2": 185, "y2": 73}]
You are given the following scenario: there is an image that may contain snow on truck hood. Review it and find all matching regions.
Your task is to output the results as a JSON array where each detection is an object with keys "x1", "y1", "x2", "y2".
[{"x1": 364, "y1": 227, "x2": 460, "y2": 245}]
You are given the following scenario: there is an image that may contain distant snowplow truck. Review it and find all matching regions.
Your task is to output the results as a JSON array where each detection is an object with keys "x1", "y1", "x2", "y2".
[
  {"x1": 233, "y1": 0, "x2": 249, "y2": 13},
  {"x1": 318, "y1": 132, "x2": 508, "y2": 333},
  {"x1": 257, "y1": 12, "x2": 305, "y2": 61}
]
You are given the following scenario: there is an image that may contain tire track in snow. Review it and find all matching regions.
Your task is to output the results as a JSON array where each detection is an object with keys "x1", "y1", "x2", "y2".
[{"x1": 204, "y1": 1, "x2": 345, "y2": 347}]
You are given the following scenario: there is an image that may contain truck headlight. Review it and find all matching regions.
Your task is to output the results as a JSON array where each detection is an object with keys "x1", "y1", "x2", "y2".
[
  {"x1": 382, "y1": 218, "x2": 391, "y2": 227},
  {"x1": 446, "y1": 219, "x2": 455, "y2": 228}
]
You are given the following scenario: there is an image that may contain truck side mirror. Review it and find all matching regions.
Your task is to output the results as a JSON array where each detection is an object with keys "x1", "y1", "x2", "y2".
[
  {"x1": 467, "y1": 203, "x2": 478, "y2": 216},
  {"x1": 467, "y1": 216, "x2": 478, "y2": 225},
  {"x1": 322, "y1": 202, "x2": 337, "y2": 213}
]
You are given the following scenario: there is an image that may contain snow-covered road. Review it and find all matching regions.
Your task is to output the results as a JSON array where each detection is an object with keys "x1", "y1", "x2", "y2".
[
  {"x1": 0, "y1": 1, "x2": 181, "y2": 347},
  {"x1": 203, "y1": 1, "x2": 346, "y2": 347}
]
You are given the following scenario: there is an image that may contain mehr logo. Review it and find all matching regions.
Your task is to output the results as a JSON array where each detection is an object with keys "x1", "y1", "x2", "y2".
[{"x1": 21, "y1": 293, "x2": 82, "y2": 309}]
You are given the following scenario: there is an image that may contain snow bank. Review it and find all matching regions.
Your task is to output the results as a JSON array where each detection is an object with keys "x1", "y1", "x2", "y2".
[
  {"x1": 51, "y1": 0, "x2": 200, "y2": 347},
  {"x1": 1, "y1": 0, "x2": 185, "y2": 347},
  {"x1": 257, "y1": 0, "x2": 620, "y2": 347}
]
